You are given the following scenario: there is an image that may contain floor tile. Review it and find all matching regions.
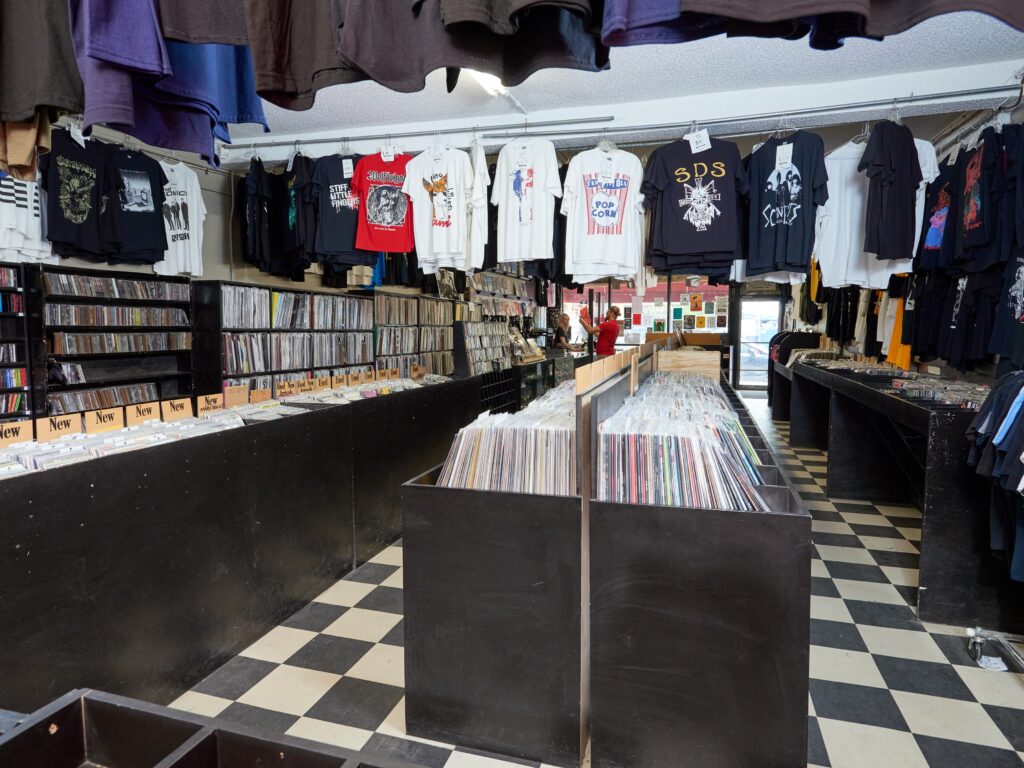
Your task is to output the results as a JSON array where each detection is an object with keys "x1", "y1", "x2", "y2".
[
  {"x1": 447, "y1": 748, "x2": 540, "y2": 767},
  {"x1": 876, "y1": 505, "x2": 922, "y2": 519},
  {"x1": 811, "y1": 596, "x2": 854, "y2": 623},
  {"x1": 356, "y1": 586, "x2": 404, "y2": 615},
  {"x1": 839, "y1": 511, "x2": 893, "y2": 527},
  {"x1": 814, "y1": 545, "x2": 876, "y2": 565},
  {"x1": 897, "y1": 527, "x2": 922, "y2": 542},
  {"x1": 809, "y1": 646, "x2": 885, "y2": 688},
  {"x1": 824, "y1": 562, "x2": 889, "y2": 584},
  {"x1": 920, "y1": 622, "x2": 967, "y2": 637},
  {"x1": 810, "y1": 619, "x2": 868, "y2": 651},
  {"x1": 895, "y1": 586, "x2": 919, "y2": 606},
  {"x1": 315, "y1": 580, "x2": 377, "y2": 607},
  {"x1": 239, "y1": 626, "x2": 318, "y2": 664},
  {"x1": 346, "y1": 642, "x2": 404, "y2": 688},
  {"x1": 376, "y1": 697, "x2": 456, "y2": 750},
  {"x1": 381, "y1": 619, "x2": 405, "y2": 647},
  {"x1": 804, "y1": 500, "x2": 837, "y2": 512},
  {"x1": 811, "y1": 509, "x2": 846, "y2": 523},
  {"x1": 984, "y1": 705, "x2": 1024, "y2": 751},
  {"x1": 305, "y1": 677, "x2": 405, "y2": 731},
  {"x1": 843, "y1": 601, "x2": 920, "y2": 632},
  {"x1": 816, "y1": 718, "x2": 928, "y2": 768},
  {"x1": 282, "y1": 602, "x2": 350, "y2": 633},
  {"x1": 857, "y1": 626, "x2": 946, "y2": 663},
  {"x1": 286, "y1": 716, "x2": 374, "y2": 751},
  {"x1": 323, "y1": 607, "x2": 403, "y2": 643},
  {"x1": 370, "y1": 547, "x2": 404, "y2": 567},
  {"x1": 869, "y1": 550, "x2": 920, "y2": 570},
  {"x1": 237, "y1": 664, "x2": 341, "y2": 716},
  {"x1": 809, "y1": 680, "x2": 908, "y2": 731},
  {"x1": 363, "y1": 733, "x2": 453, "y2": 768},
  {"x1": 954, "y1": 667, "x2": 1024, "y2": 708},
  {"x1": 858, "y1": 536, "x2": 919, "y2": 554},
  {"x1": 382, "y1": 568, "x2": 404, "y2": 589},
  {"x1": 873, "y1": 656, "x2": 976, "y2": 701},
  {"x1": 347, "y1": 563, "x2": 401, "y2": 585},
  {"x1": 880, "y1": 566, "x2": 919, "y2": 587},
  {"x1": 216, "y1": 702, "x2": 299, "y2": 736},
  {"x1": 806, "y1": 717, "x2": 830, "y2": 767},
  {"x1": 813, "y1": 520, "x2": 856, "y2": 535},
  {"x1": 168, "y1": 690, "x2": 231, "y2": 717},
  {"x1": 849, "y1": 524, "x2": 903, "y2": 539},
  {"x1": 192, "y1": 655, "x2": 278, "y2": 700},
  {"x1": 285, "y1": 634, "x2": 375, "y2": 676},
  {"x1": 913, "y1": 735, "x2": 1022, "y2": 768},
  {"x1": 795, "y1": 483, "x2": 824, "y2": 493},
  {"x1": 893, "y1": 691, "x2": 1012, "y2": 749},
  {"x1": 813, "y1": 533, "x2": 863, "y2": 549},
  {"x1": 811, "y1": 558, "x2": 830, "y2": 578},
  {"x1": 811, "y1": 577, "x2": 842, "y2": 598},
  {"x1": 833, "y1": 580, "x2": 907, "y2": 607},
  {"x1": 830, "y1": 499, "x2": 873, "y2": 507},
  {"x1": 886, "y1": 516, "x2": 922, "y2": 530}
]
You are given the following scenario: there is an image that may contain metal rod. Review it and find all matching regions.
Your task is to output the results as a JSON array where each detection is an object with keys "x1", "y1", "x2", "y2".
[
  {"x1": 480, "y1": 85, "x2": 1018, "y2": 142},
  {"x1": 230, "y1": 115, "x2": 616, "y2": 151}
]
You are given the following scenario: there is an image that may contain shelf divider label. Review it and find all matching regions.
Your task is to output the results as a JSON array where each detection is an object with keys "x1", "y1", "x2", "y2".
[
  {"x1": 126, "y1": 401, "x2": 160, "y2": 426},
  {"x1": 85, "y1": 407, "x2": 125, "y2": 434},
  {"x1": 160, "y1": 398, "x2": 194, "y2": 422},
  {"x1": 36, "y1": 412, "x2": 83, "y2": 442}
]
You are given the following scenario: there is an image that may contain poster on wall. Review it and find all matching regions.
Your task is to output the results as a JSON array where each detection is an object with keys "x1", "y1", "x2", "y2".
[
  {"x1": 689, "y1": 294, "x2": 703, "y2": 312},
  {"x1": 696, "y1": 316, "x2": 707, "y2": 329},
  {"x1": 672, "y1": 307, "x2": 683, "y2": 321},
  {"x1": 632, "y1": 313, "x2": 642, "y2": 326},
  {"x1": 684, "y1": 315, "x2": 696, "y2": 330},
  {"x1": 716, "y1": 315, "x2": 727, "y2": 328},
  {"x1": 704, "y1": 301, "x2": 715, "y2": 314},
  {"x1": 673, "y1": 320, "x2": 683, "y2": 332},
  {"x1": 654, "y1": 320, "x2": 666, "y2": 332}
]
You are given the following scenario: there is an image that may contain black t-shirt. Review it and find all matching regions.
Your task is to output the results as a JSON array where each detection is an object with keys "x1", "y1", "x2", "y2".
[
  {"x1": 282, "y1": 154, "x2": 315, "y2": 260},
  {"x1": 553, "y1": 324, "x2": 571, "y2": 347},
  {"x1": 642, "y1": 138, "x2": 748, "y2": 257},
  {"x1": 746, "y1": 131, "x2": 828, "y2": 274},
  {"x1": 108, "y1": 149, "x2": 169, "y2": 264},
  {"x1": 312, "y1": 154, "x2": 365, "y2": 259},
  {"x1": 858, "y1": 120, "x2": 922, "y2": 262},
  {"x1": 915, "y1": 161, "x2": 958, "y2": 272},
  {"x1": 39, "y1": 129, "x2": 119, "y2": 258},
  {"x1": 959, "y1": 128, "x2": 1001, "y2": 250}
]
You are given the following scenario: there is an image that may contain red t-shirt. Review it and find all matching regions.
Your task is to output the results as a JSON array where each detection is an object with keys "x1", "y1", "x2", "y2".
[
  {"x1": 596, "y1": 320, "x2": 620, "y2": 355},
  {"x1": 351, "y1": 153, "x2": 415, "y2": 252}
]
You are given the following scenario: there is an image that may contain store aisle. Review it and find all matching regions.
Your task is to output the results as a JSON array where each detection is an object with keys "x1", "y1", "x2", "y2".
[{"x1": 166, "y1": 396, "x2": 1024, "y2": 768}]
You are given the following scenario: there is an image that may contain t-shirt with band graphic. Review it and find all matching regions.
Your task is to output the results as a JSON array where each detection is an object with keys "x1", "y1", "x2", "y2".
[{"x1": 351, "y1": 152, "x2": 414, "y2": 253}]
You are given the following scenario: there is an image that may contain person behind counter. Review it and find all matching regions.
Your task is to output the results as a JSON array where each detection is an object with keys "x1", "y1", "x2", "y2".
[
  {"x1": 581, "y1": 306, "x2": 621, "y2": 356},
  {"x1": 553, "y1": 313, "x2": 584, "y2": 352}
]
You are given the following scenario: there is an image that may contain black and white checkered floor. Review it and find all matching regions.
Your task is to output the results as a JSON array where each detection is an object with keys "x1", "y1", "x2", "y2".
[{"x1": 169, "y1": 395, "x2": 1024, "y2": 767}]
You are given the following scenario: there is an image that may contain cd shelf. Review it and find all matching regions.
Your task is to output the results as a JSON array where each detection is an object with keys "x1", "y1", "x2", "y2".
[
  {"x1": 0, "y1": 263, "x2": 33, "y2": 421},
  {"x1": 29, "y1": 266, "x2": 193, "y2": 416}
]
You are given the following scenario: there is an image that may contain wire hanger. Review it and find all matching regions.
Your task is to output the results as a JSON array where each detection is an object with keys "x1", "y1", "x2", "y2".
[
  {"x1": 889, "y1": 98, "x2": 903, "y2": 125},
  {"x1": 851, "y1": 121, "x2": 872, "y2": 144},
  {"x1": 597, "y1": 127, "x2": 617, "y2": 152},
  {"x1": 340, "y1": 136, "x2": 351, "y2": 155}
]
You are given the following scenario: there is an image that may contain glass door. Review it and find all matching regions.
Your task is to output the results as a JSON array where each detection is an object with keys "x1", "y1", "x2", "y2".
[{"x1": 738, "y1": 298, "x2": 781, "y2": 387}]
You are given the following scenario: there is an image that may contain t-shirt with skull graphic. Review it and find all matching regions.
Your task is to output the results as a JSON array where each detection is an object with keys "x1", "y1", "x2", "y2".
[
  {"x1": 402, "y1": 146, "x2": 475, "y2": 274},
  {"x1": 746, "y1": 130, "x2": 828, "y2": 277},
  {"x1": 351, "y1": 152, "x2": 415, "y2": 253},
  {"x1": 39, "y1": 128, "x2": 122, "y2": 259},
  {"x1": 641, "y1": 138, "x2": 748, "y2": 259}
]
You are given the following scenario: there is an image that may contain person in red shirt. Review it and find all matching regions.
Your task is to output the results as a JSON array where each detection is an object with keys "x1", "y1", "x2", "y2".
[{"x1": 581, "y1": 306, "x2": 621, "y2": 356}]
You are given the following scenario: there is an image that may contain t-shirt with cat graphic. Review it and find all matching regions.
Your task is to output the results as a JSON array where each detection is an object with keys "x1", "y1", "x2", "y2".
[
  {"x1": 402, "y1": 146, "x2": 474, "y2": 273},
  {"x1": 155, "y1": 160, "x2": 206, "y2": 276}
]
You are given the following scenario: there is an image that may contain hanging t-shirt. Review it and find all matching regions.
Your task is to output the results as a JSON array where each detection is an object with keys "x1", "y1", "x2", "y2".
[
  {"x1": 492, "y1": 138, "x2": 562, "y2": 263},
  {"x1": 562, "y1": 147, "x2": 644, "y2": 284},
  {"x1": 39, "y1": 129, "x2": 119, "y2": 258},
  {"x1": 155, "y1": 161, "x2": 206, "y2": 276},
  {"x1": 911, "y1": 138, "x2": 940, "y2": 255},
  {"x1": 351, "y1": 152, "x2": 414, "y2": 253},
  {"x1": 746, "y1": 131, "x2": 828, "y2": 275},
  {"x1": 915, "y1": 161, "x2": 959, "y2": 272},
  {"x1": 281, "y1": 154, "x2": 316, "y2": 264},
  {"x1": 402, "y1": 146, "x2": 475, "y2": 273},
  {"x1": 469, "y1": 138, "x2": 490, "y2": 271},
  {"x1": 859, "y1": 120, "x2": 922, "y2": 262},
  {"x1": 642, "y1": 137, "x2": 748, "y2": 257},
  {"x1": 312, "y1": 154, "x2": 364, "y2": 258},
  {"x1": 108, "y1": 148, "x2": 169, "y2": 264},
  {"x1": 158, "y1": 0, "x2": 250, "y2": 45},
  {"x1": 0, "y1": 174, "x2": 55, "y2": 263},
  {"x1": 959, "y1": 127, "x2": 1001, "y2": 251}
]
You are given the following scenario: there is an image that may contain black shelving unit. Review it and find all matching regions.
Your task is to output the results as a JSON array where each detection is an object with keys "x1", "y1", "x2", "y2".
[
  {"x1": 193, "y1": 281, "x2": 375, "y2": 397},
  {"x1": 416, "y1": 295, "x2": 455, "y2": 376},
  {"x1": 0, "y1": 263, "x2": 33, "y2": 421},
  {"x1": 29, "y1": 265, "x2": 192, "y2": 416},
  {"x1": 374, "y1": 291, "x2": 419, "y2": 378}
]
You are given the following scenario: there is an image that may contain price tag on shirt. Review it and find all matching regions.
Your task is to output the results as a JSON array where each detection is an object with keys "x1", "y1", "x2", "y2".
[
  {"x1": 947, "y1": 143, "x2": 961, "y2": 166},
  {"x1": 342, "y1": 158, "x2": 354, "y2": 178},
  {"x1": 600, "y1": 154, "x2": 616, "y2": 181},
  {"x1": 69, "y1": 123, "x2": 86, "y2": 148},
  {"x1": 775, "y1": 142, "x2": 794, "y2": 171},
  {"x1": 685, "y1": 128, "x2": 711, "y2": 154},
  {"x1": 516, "y1": 145, "x2": 530, "y2": 168},
  {"x1": 381, "y1": 145, "x2": 395, "y2": 162}
]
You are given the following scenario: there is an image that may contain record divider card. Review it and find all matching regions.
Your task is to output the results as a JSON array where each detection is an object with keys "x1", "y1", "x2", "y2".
[
  {"x1": 0, "y1": 419, "x2": 33, "y2": 448},
  {"x1": 85, "y1": 407, "x2": 125, "y2": 434}
]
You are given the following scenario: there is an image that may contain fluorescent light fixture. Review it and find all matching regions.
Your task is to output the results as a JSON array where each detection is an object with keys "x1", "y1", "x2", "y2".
[{"x1": 467, "y1": 69, "x2": 507, "y2": 96}]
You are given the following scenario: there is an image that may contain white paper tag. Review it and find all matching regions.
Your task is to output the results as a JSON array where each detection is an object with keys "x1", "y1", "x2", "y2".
[
  {"x1": 432, "y1": 144, "x2": 444, "y2": 162},
  {"x1": 381, "y1": 145, "x2": 395, "y2": 162},
  {"x1": 286, "y1": 153, "x2": 295, "y2": 172},
  {"x1": 752, "y1": 141, "x2": 764, "y2": 153},
  {"x1": 342, "y1": 158, "x2": 354, "y2": 178},
  {"x1": 69, "y1": 124, "x2": 86, "y2": 149},
  {"x1": 947, "y1": 143, "x2": 961, "y2": 166},
  {"x1": 685, "y1": 129, "x2": 711, "y2": 154},
  {"x1": 600, "y1": 154, "x2": 616, "y2": 181},
  {"x1": 516, "y1": 146, "x2": 530, "y2": 168},
  {"x1": 775, "y1": 143, "x2": 793, "y2": 171},
  {"x1": 978, "y1": 655, "x2": 1009, "y2": 672}
]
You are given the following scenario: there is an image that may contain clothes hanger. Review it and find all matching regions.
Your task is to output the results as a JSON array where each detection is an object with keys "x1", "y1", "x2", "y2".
[
  {"x1": 850, "y1": 122, "x2": 872, "y2": 144},
  {"x1": 889, "y1": 98, "x2": 903, "y2": 125},
  {"x1": 596, "y1": 127, "x2": 617, "y2": 153}
]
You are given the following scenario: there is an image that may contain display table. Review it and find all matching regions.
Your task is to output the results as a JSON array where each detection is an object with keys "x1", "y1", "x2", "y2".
[{"x1": 789, "y1": 362, "x2": 832, "y2": 448}]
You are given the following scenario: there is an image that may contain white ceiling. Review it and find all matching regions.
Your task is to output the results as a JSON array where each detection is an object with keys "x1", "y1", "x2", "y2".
[{"x1": 237, "y1": 12, "x2": 1024, "y2": 140}]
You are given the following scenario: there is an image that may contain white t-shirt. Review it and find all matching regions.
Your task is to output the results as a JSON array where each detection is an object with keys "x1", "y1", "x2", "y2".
[
  {"x1": 912, "y1": 139, "x2": 940, "y2": 255},
  {"x1": 0, "y1": 175, "x2": 54, "y2": 263},
  {"x1": 491, "y1": 138, "x2": 561, "y2": 262},
  {"x1": 402, "y1": 146, "x2": 474, "y2": 274},
  {"x1": 469, "y1": 138, "x2": 490, "y2": 272},
  {"x1": 813, "y1": 141, "x2": 912, "y2": 290},
  {"x1": 561, "y1": 148, "x2": 644, "y2": 284},
  {"x1": 155, "y1": 161, "x2": 207, "y2": 276}
]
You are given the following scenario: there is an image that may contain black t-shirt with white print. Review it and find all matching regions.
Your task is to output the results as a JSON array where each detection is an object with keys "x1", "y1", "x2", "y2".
[
  {"x1": 642, "y1": 138, "x2": 748, "y2": 258},
  {"x1": 312, "y1": 153, "x2": 366, "y2": 261}
]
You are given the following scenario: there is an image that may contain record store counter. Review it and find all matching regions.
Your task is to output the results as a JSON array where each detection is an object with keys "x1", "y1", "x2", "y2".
[{"x1": 0, "y1": 375, "x2": 483, "y2": 713}]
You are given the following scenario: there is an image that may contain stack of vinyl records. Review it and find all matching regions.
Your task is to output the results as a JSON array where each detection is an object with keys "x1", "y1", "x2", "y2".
[
  {"x1": 271, "y1": 291, "x2": 312, "y2": 329},
  {"x1": 223, "y1": 333, "x2": 269, "y2": 375},
  {"x1": 52, "y1": 332, "x2": 191, "y2": 355},
  {"x1": 375, "y1": 355, "x2": 416, "y2": 378},
  {"x1": 419, "y1": 297, "x2": 454, "y2": 326},
  {"x1": 375, "y1": 293, "x2": 418, "y2": 326},
  {"x1": 418, "y1": 351, "x2": 454, "y2": 376},
  {"x1": 335, "y1": 296, "x2": 374, "y2": 330},
  {"x1": 597, "y1": 372, "x2": 768, "y2": 511},
  {"x1": 221, "y1": 285, "x2": 270, "y2": 328},
  {"x1": 437, "y1": 381, "x2": 576, "y2": 496},
  {"x1": 419, "y1": 326, "x2": 453, "y2": 352},
  {"x1": 377, "y1": 327, "x2": 418, "y2": 356},
  {"x1": 44, "y1": 273, "x2": 190, "y2": 302},
  {"x1": 45, "y1": 304, "x2": 188, "y2": 327},
  {"x1": 48, "y1": 383, "x2": 160, "y2": 414},
  {"x1": 270, "y1": 332, "x2": 312, "y2": 369},
  {"x1": 313, "y1": 332, "x2": 373, "y2": 367}
]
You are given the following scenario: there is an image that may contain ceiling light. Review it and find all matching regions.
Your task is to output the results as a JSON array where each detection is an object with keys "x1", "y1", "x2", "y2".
[{"x1": 467, "y1": 70, "x2": 507, "y2": 96}]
